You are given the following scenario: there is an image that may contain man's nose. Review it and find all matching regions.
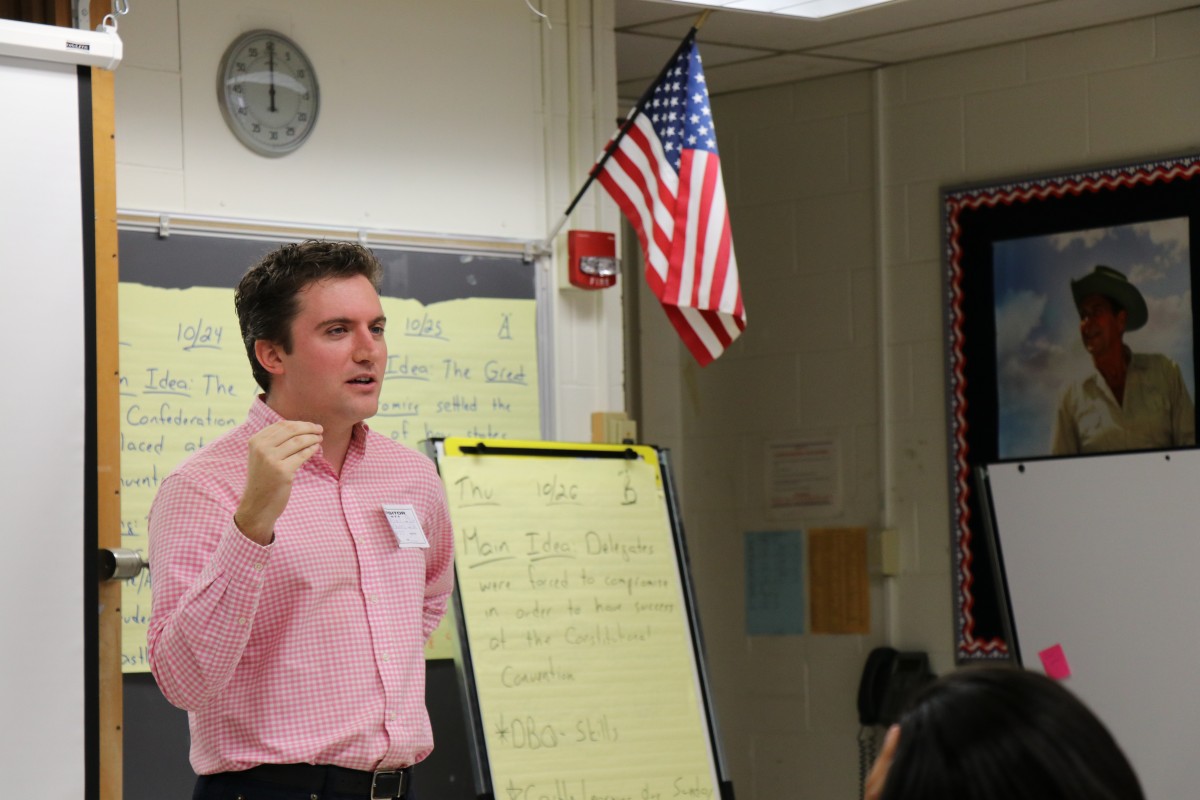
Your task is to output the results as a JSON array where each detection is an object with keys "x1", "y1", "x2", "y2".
[{"x1": 352, "y1": 328, "x2": 382, "y2": 361}]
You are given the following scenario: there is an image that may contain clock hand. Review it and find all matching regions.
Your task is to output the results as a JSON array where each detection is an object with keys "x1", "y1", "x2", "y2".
[{"x1": 267, "y1": 40, "x2": 277, "y2": 113}]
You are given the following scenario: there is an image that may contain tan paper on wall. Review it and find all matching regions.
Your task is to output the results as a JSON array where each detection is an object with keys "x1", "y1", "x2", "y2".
[
  {"x1": 118, "y1": 283, "x2": 539, "y2": 670},
  {"x1": 808, "y1": 526, "x2": 869, "y2": 634},
  {"x1": 438, "y1": 439, "x2": 721, "y2": 800}
]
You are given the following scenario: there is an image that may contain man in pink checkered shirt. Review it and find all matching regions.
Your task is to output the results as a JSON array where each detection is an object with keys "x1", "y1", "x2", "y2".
[{"x1": 147, "y1": 241, "x2": 454, "y2": 800}]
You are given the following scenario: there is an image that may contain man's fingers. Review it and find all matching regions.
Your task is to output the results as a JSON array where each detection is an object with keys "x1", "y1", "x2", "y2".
[
  {"x1": 252, "y1": 420, "x2": 323, "y2": 448},
  {"x1": 270, "y1": 433, "x2": 323, "y2": 460},
  {"x1": 279, "y1": 441, "x2": 322, "y2": 468}
]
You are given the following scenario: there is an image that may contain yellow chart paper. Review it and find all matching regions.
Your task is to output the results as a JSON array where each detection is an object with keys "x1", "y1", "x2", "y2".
[
  {"x1": 439, "y1": 443, "x2": 721, "y2": 800},
  {"x1": 118, "y1": 283, "x2": 539, "y2": 670}
]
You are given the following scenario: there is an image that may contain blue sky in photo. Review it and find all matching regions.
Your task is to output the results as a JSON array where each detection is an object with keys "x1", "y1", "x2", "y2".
[{"x1": 992, "y1": 217, "x2": 1193, "y2": 459}]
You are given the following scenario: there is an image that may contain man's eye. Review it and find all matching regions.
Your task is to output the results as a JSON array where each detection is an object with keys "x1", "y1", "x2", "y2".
[
  {"x1": 328, "y1": 326, "x2": 347, "y2": 335},
  {"x1": 372, "y1": 325, "x2": 386, "y2": 335}
]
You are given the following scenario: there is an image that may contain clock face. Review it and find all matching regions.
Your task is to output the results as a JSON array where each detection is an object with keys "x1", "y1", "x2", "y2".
[{"x1": 218, "y1": 30, "x2": 319, "y2": 157}]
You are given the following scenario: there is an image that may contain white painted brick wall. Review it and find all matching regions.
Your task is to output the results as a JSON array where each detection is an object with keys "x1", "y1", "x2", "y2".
[{"x1": 639, "y1": 8, "x2": 1200, "y2": 799}]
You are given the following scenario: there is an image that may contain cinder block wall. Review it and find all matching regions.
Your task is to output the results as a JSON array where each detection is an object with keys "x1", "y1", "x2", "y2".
[{"x1": 640, "y1": 8, "x2": 1200, "y2": 799}]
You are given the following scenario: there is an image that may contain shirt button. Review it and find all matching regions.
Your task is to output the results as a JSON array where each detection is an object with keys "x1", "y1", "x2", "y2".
[
  {"x1": 254, "y1": 563, "x2": 264, "y2": 571},
  {"x1": 382, "y1": 654, "x2": 390, "y2": 662},
  {"x1": 238, "y1": 617, "x2": 248, "y2": 625},
  {"x1": 388, "y1": 713, "x2": 397, "y2": 721}
]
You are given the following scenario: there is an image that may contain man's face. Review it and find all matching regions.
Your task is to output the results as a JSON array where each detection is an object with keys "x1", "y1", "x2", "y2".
[
  {"x1": 268, "y1": 274, "x2": 387, "y2": 428},
  {"x1": 1078, "y1": 293, "x2": 1127, "y2": 360}
]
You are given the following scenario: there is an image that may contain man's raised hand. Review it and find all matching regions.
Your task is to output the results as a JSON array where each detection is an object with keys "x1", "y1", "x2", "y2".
[{"x1": 233, "y1": 421, "x2": 323, "y2": 545}]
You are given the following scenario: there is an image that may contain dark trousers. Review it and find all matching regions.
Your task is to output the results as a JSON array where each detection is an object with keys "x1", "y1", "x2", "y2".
[{"x1": 193, "y1": 768, "x2": 417, "y2": 800}]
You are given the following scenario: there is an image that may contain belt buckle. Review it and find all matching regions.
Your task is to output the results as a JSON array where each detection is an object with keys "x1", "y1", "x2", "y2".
[{"x1": 371, "y1": 769, "x2": 404, "y2": 800}]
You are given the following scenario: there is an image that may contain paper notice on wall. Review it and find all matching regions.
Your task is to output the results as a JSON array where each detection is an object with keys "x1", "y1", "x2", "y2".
[
  {"x1": 745, "y1": 530, "x2": 805, "y2": 635},
  {"x1": 808, "y1": 526, "x2": 869, "y2": 634},
  {"x1": 766, "y1": 438, "x2": 841, "y2": 516}
]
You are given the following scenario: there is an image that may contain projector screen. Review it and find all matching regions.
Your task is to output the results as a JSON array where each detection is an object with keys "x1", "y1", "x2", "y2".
[{"x1": 0, "y1": 52, "x2": 92, "y2": 799}]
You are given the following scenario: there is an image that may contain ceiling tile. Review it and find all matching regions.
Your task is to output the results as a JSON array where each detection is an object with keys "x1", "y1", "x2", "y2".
[
  {"x1": 617, "y1": 30, "x2": 778, "y2": 83},
  {"x1": 807, "y1": 0, "x2": 1196, "y2": 62},
  {"x1": 701, "y1": 53, "x2": 862, "y2": 93},
  {"x1": 615, "y1": 0, "x2": 703, "y2": 27},
  {"x1": 615, "y1": 0, "x2": 1200, "y2": 93}
]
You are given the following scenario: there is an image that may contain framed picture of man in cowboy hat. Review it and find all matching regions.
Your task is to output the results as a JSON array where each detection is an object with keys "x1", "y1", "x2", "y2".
[
  {"x1": 993, "y1": 219, "x2": 1194, "y2": 459},
  {"x1": 942, "y1": 152, "x2": 1200, "y2": 662}
]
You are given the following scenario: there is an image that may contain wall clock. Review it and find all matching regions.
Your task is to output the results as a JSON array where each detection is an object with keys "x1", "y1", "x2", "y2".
[{"x1": 217, "y1": 30, "x2": 319, "y2": 157}]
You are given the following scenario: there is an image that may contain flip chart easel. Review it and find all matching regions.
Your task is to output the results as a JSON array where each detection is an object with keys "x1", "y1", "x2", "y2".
[{"x1": 433, "y1": 438, "x2": 733, "y2": 800}]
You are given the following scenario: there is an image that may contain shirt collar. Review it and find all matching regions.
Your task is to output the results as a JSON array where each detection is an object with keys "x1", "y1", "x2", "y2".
[{"x1": 245, "y1": 396, "x2": 372, "y2": 475}]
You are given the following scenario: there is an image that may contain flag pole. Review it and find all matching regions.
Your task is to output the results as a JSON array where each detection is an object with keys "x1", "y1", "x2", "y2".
[{"x1": 538, "y1": 10, "x2": 714, "y2": 254}]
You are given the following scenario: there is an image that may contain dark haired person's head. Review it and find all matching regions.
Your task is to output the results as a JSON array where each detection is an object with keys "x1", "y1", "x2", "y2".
[
  {"x1": 878, "y1": 667, "x2": 1144, "y2": 800},
  {"x1": 234, "y1": 240, "x2": 384, "y2": 393}
]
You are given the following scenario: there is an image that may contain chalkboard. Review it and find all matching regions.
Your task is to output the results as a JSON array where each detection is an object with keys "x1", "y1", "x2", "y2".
[
  {"x1": 118, "y1": 225, "x2": 542, "y2": 800},
  {"x1": 433, "y1": 438, "x2": 732, "y2": 800},
  {"x1": 982, "y1": 452, "x2": 1200, "y2": 800}
]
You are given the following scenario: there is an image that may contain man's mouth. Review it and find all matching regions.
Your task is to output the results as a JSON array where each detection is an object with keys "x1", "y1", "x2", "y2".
[{"x1": 348, "y1": 376, "x2": 376, "y2": 385}]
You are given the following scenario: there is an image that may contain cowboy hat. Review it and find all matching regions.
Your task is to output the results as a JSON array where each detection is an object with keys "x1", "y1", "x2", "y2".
[{"x1": 1070, "y1": 265, "x2": 1148, "y2": 331}]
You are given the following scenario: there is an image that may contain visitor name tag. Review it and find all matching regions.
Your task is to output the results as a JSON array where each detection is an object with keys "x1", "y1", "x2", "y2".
[{"x1": 382, "y1": 504, "x2": 429, "y2": 548}]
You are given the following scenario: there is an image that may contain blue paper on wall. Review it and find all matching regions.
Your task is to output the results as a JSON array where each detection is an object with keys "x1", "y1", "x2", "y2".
[{"x1": 745, "y1": 530, "x2": 805, "y2": 635}]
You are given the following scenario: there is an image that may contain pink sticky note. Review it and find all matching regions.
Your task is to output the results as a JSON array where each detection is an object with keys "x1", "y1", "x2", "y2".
[{"x1": 1039, "y1": 643, "x2": 1072, "y2": 680}]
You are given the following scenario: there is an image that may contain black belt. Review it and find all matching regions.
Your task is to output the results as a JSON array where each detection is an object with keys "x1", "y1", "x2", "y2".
[{"x1": 239, "y1": 763, "x2": 412, "y2": 799}]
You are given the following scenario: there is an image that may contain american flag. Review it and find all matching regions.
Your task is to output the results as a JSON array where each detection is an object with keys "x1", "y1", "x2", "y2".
[{"x1": 596, "y1": 34, "x2": 745, "y2": 366}]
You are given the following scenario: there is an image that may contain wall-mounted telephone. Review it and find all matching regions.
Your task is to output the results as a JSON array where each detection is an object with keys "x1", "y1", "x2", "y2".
[{"x1": 857, "y1": 647, "x2": 934, "y2": 726}]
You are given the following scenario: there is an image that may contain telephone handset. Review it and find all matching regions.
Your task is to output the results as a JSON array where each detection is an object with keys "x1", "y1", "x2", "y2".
[{"x1": 857, "y1": 647, "x2": 934, "y2": 726}]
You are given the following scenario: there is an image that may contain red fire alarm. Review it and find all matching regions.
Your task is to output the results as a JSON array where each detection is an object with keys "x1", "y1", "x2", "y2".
[{"x1": 567, "y1": 230, "x2": 618, "y2": 289}]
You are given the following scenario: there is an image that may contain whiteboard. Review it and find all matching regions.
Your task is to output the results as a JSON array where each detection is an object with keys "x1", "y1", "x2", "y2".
[
  {"x1": 0, "y1": 55, "x2": 88, "y2": 798},
  {"x1": 986, "y1": 452, "x2": 1199, "y2": 800}
]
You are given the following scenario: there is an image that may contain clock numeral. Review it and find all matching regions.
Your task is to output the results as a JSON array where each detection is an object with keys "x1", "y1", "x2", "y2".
[
  {"x1": 235, "y1": 62, "x2": 246, "y2": 73},
  {"x1": 269, "y1": 131, "x2": 279, "y2": 140},
  {"x1": 237, "y1": 107, "x2": 247, "y2": 116},
  {"x1": 303, "y1": 93, "x2": 310, "y2": 101},
  {"x1": 286, "y1": 127, "x2": 296, "y2": 137},
  {"x1": 284, "y1": 51, "x2": 292, "y2": 61},
  {"x1": 297, "y1": 113, "x2": 308, "y2": 122},
  {"x1": 297, "y1": 69, "x2": 306, "y2": 79},
  {"x1": 251, "y1": 123, "x2": 261, "y2": 133},
  {"x1": 248, "y1": 47, "x2": 259, "y2": 57},
  {"x1": 232, "y1": 84, "x2": 244, "y2": 94}
]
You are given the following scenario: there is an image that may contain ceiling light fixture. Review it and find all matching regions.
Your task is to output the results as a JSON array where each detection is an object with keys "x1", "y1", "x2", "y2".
[{"x1": 662, "y1": 0, "x2": 902, "y2": 20}]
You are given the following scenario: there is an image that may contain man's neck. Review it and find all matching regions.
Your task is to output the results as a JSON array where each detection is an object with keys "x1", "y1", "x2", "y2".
[
  {"x1": 1093, "y1": 346, "x2": 1130, "y2": 404},
  {"x1": 320, "y1": 428, "x2": 354, "y2": 475}
]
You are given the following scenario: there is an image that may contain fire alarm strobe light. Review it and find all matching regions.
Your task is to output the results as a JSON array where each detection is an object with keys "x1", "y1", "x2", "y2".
[{"x1": 567, "y1": 230, "x2": 618, "y2": 289}]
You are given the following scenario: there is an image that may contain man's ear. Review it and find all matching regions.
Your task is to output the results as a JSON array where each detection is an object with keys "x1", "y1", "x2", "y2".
[{"x1": 254, "y1": 339, "x2": 286, "y2": 377}]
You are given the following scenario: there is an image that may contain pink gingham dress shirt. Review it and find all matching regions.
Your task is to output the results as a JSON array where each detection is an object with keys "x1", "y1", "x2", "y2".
[{"x1": 147, "y1": 398, "x2": 454, "y2": 775}]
